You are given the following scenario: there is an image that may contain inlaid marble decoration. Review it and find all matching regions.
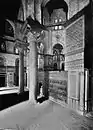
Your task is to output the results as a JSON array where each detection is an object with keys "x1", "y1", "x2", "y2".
[
  {"x1": 68, "y1": 0, "x2": 89, "y2": 19},
  {"x1": 65, "y1": 16, "x2": 84, "y2": 71},
  {"x1": 52, "y1": 29, "x2": 65, "y2": 48},
  {"x1": 38, "y1": 71, "x2": 68, "y2": 103},
  {"x1": 66, "y1": 16, "x2": 84, "y2": 54},
  {"x1": 65, "y1": 52, "x2": 84, "y2": 62}
]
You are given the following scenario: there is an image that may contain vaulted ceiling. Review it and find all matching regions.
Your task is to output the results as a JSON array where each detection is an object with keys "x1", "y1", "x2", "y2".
[{"x1": 45, "y1": 0, "x2": 68, "y2": 15}]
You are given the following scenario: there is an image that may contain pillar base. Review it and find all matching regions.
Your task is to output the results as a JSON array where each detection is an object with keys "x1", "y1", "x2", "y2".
[{"x1": 29, "y1": 99, "x2": 37, "y2": 105}]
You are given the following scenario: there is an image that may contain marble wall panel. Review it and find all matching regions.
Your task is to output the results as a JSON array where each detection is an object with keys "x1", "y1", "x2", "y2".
[
  {"x1": 65, "y1": 16, "x2": 84, "y2": 71},
  {"x1": 68, "y1": 0, "x2": 89, "y2": 19}
]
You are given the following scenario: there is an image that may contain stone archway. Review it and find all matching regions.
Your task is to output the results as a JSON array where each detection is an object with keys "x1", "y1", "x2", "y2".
[
  {"x1": 5, "y1": 19, "x2": 15, "y2": 37},
  {"x1": 41, "y1": 0, "x2": 68, "y2": 8},
  {"x1": 41, "y1": 0, "x2": 68, "y2": 25}
]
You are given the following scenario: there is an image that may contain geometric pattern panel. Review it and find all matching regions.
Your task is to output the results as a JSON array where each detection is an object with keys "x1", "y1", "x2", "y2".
[
  {"x1": 66, "y1": 16, "x2": 84, "y2": 54},
  {"x1": 65, "y1": 16, "x2": 84, "y2": 71},
  {"x1": 65, "y1": 59, "x2": 84, "y2": 71}
]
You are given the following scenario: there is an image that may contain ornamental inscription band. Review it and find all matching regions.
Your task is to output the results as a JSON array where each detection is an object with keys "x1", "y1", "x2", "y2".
[{"x1": 49, "y1": 79, "x2": 67, "y2": 103}]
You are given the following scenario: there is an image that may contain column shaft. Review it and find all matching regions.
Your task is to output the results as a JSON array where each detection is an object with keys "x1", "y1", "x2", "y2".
[
  {"x1": 19, "y1": 49, "x2": 24, "y2": 93},
  {"x1": 44, "y1": 31, "x2": 49, "y2": 99},
  {"x1": 29, "y1": 41, "x2": 37, "y2": 104}
]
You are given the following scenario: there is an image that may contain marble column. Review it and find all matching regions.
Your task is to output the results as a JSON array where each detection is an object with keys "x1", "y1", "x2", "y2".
[
  {"x1": 19, "y1": 48, "x2": 24, "y2": 93},
  {"x1": 85, "y1": 69, "x2": 89, "y2": 112},
  {"x1": 58, "y1": 55, "x2": 60, "y2": 70},
  {"x1": 44, "y1": 31, "x2": 49, "y2": 99},
  {"x1": 79, "y1": 71, "x2": 84, "y2": 114},
  {"x1": 28, "y1": 39, "x2": 38, "y2": 104},
  {"x1": 34, "y1": 0, "x2": 41, "y2": 23}
]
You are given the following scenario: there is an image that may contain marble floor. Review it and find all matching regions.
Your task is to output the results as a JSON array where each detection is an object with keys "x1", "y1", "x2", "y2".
[{"x1": 0, "y1": 100, "x2": 93, "y2": 130}]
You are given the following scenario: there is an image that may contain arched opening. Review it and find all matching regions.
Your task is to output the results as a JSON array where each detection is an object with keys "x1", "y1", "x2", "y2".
[
  {"x1": 14, "y1": 58, "x2": 19, "y2": 86},
  {"x1": 42, "y1": 0, "x2": 68, "y2": 25},
  {"x1": 53, "y1": 43, "x2": 65, "y2": 70},
  {"x1": 5, "y1": 20, "x2": 15, "y2": 37},
  {"x1": 61, "y1": 62, "x2": 64, "y2": 71},
  {"x1": 54, "y1": 63, "x2": 57, "y2": 70}
]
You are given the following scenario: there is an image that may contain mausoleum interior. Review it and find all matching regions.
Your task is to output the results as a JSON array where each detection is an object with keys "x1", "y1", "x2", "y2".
[{"x1": 0, "y1": 0, "x2": 93, "y2": 115}]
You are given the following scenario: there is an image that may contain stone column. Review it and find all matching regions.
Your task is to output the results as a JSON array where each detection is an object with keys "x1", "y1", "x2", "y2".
[
  {"x1": 28, "y1": 37, "x2": 37, "y2": 104},
  {"x1": 79, "y1": 71, "x2": 85, "y2": 115},
  {"x1": 44, "y1": 31, "x2": 49, "y2": 99},
  {"x1": 85, "y1": 69, "x2": 89, "y2": 112},
  {"x1": 34, "y1": 0, "x2": 41, "y2": 23},
  {"x1": 58, "y1": 54, "x2": 60, "y2": 70},
  {"x1": 19, "y1": 48, "x2": 24, "y2": 93}
]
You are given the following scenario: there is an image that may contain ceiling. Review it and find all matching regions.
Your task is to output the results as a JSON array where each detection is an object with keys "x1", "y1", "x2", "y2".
[
  {"x1": 0, "y1": 0, "x2": 21, "y2": 20},
  {"x1": 0, "y1": 0, "x2": 21, "y2": 36}
]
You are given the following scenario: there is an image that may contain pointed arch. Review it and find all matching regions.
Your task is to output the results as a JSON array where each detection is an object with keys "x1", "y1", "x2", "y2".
[{"x1": 5, "y1": 19, "x2": 15, "y2": 37}]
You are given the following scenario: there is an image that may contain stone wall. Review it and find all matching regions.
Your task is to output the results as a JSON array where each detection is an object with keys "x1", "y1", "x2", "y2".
[
  {"x1": 51, "y1": 9, "x2": 67, "y2": 24},
  {"x1": 65, "y1": 15, "x2": 84, "y2": 71},
  {"x1": 0, "y1": 53, "x2": 19, "y2": 66},
  {"x1": 21, "y1": 0, "x2": 90, "y2": 25},
  {"x1": 21, "y1": 0, "x2": 34, "y2": 20},
  {"x1": 51, "y1": 29, "x2": 65, "y2": 54},
  {"x1": 6, "y1": 41, "x2": 15, "y2": 54},
  {"x1": 0, "y1": 53, "x2": 19, "y2": 87},
  {"x1": 68, "y1": 0, "x2": 89, "y2": 19},
  {"x1": 43, "y1": 7, "x2": 50, "y2": 25}
]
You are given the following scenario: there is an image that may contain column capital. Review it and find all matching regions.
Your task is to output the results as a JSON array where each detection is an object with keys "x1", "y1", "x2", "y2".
[{"x1": 15, "y1": 39, "x2": 29, "y2": 52}]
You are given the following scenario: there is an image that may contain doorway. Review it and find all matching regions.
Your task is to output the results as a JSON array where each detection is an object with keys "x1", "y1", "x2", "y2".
[
  {"x1": 0, "y1": 75, "x2": 5, "y2": 87},
  {"x1": 14, "y1": 58, "x2": 19, "y2": 86}
]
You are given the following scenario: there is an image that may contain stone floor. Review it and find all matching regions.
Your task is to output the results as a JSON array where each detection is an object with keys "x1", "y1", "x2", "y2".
[{"x1": 0, "y1": 100, "x2": 93, "y2": 130}]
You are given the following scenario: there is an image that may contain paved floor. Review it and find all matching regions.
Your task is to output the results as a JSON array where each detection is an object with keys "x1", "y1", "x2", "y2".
[{"x1": 0, "y1": 100, "x2": 93, "y2": 130}]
